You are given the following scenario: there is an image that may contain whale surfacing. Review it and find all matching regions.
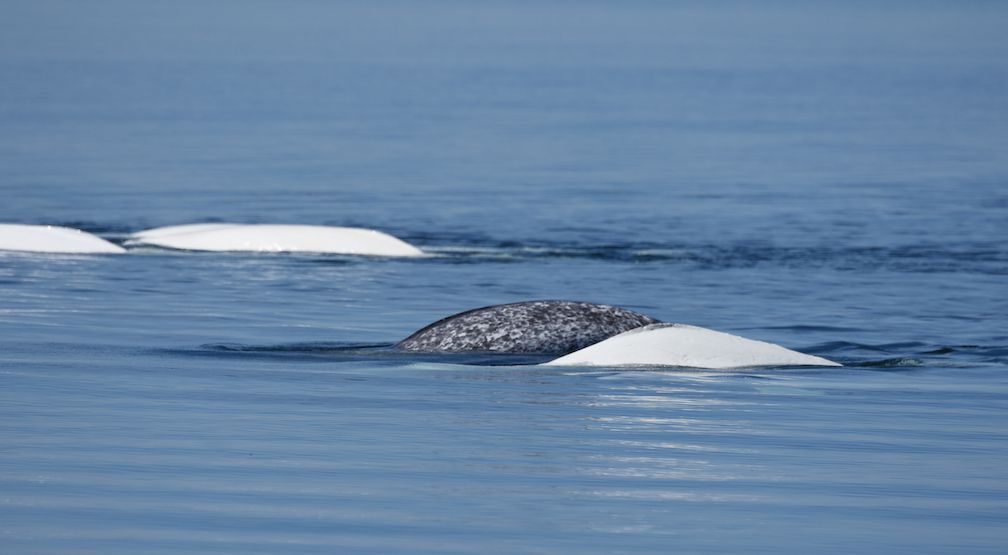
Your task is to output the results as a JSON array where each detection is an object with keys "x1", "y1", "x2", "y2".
[
  {"x1": 545, "y1": 323, "x2": 842, "y2": 369},
  {"x1": 128, "y1": 224, "x2": 424, "y2": 257},
  {"x1": 397, "y1": 300, "x2": 660, "y2": 354},
  {"x1": 399, "y1": 300, "x2": 841, "y2": 368},
  {"x1": 0, "y1": 224, "x2": 125, "y2": 254}
]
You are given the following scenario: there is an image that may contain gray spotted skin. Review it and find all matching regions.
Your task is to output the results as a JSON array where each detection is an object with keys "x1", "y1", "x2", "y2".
[{"x1": 396, "y1": 300, "x2": 661, "y2": 354}]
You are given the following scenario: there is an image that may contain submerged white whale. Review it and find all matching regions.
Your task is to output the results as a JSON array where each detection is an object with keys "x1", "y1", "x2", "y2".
[
  {"x1": 544, "y1": 323, "x2": 841, "y2": 369},
  {"x1": 0, "y1": 224, "x2": 126, "y2": 254},
  {"x1": 128, "y1": 224, "x2": 425, "y2": 257}
]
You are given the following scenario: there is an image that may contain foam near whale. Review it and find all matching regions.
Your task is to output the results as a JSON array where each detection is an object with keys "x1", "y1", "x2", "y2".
[
  {"x1": 128, "y1": 223, "x2": 424, "y2": 256},
  {"x1": 0, "y1": 224, "x2": 126, "y2": 254}
]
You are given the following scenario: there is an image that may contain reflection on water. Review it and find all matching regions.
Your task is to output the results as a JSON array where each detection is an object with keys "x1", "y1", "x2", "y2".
[
  {"x1": 2, "y1": 338, "x2": 1008, "y2": 553},
  {"x1": 2, "y1": 0, "x2": 1008, "y2": 553}
]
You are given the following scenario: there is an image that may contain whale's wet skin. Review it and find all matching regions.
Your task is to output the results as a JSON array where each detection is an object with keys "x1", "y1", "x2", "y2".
[
  {"x1": 544, "y1": 323, "x2": 841, "y2": 368},
  {"x1": 396, "y1": 301, "x2": 840, "y2": 368},
  {"x1": 0, "y1": 224, "x2": 125, "y2": 254},
  {"x1": 127, "y1": 223, "x2": 425, "y2": 256},
  {"x1": 0, "y1": 222, "x2": 424, "y2": 256},
  {"x1": 397, "y1": 300, "x2": 659, "y2": 355}
]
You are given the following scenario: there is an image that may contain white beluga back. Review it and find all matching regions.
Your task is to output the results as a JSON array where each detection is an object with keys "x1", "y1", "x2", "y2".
[
  {"x1": 0, "y1": 224, "x2": 126, "y2": 254},
  {"x1": 544, "y1": 323, "x2": 841, "y2": 369},
  {"x1": 128, "y1": 223, "x2": 424, "y2": 257},
  {"x1": 130, "y1": 223, "x2": 239, "y2": 241}
]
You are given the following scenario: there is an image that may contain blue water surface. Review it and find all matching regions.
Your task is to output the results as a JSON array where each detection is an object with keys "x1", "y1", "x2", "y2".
[{"x1": 2, "y1": 1, "x2": 1007, "y2": 553}]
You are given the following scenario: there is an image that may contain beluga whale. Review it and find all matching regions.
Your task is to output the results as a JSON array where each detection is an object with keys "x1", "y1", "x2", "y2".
[
  {"x1": 398, "y1": 300, "x2": 841, "y2": 369},
  {"x1": 543, "y1": 323, "x2": 841, "y2": 368},
  {"x1": 128, "y1": 223, "x2": 424, "y2": 257},
  {"x1": 0, "y1": 224, "x2": 126, "y2": 254}
]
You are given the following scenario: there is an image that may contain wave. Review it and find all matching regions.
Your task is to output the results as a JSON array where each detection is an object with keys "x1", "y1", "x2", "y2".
[
  {"x1": 25, "y1": 221, "x2": 1006, "y2": 274},
  {"x1": 162, "y1": 339, "x2": 1008, "y2": 371},
  {"x1": 807, "y1": 341, "x2": 1008, "y2": 368},
  {"x1": 167, "y1": 342, "x2": 556, "y2": 367},
  {"x1": 421, "y1": 242, "x2": 1008, "y2": 274}
]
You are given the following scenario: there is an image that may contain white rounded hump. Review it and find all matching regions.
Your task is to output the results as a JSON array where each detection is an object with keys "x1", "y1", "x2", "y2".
[
  {"x1": 128, "y1": 224, "x2": 425, "y2": 257},
  {"x1": 129, "y1": 223, "x2": 241, "y2": 241},
  {"x1": 0, "y1": 224, "x2": 126, "y2": 254},
  {"x1": 544, "y1": 323, "x2": 841, "y2": 369}
]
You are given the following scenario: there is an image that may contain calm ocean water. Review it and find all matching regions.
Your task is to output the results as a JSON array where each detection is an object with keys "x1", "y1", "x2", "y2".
[{"x1": 2, "y1": 1, "x2": 1007, "y2": 553}]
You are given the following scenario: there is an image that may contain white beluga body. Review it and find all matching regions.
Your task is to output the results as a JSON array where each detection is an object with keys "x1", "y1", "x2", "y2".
[
  {"x1": 128, "y1": 223, "x2": 424, "y2": 257},
  {"x1": 0, "y1": 224, "x2": 126, "y2": 254},
  {"x1": 544, "y1": 323, "x2": 841, "y2": 369}
]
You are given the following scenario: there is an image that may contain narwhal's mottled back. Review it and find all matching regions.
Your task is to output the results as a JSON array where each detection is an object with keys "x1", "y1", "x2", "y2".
[{"x1": 396, "y1": 300, "x2": 660, "y2": 354}]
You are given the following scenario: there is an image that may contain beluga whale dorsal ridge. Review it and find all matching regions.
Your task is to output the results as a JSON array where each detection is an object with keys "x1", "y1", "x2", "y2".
[
  {"x1": 544, "y1": 323, "x2": 842, "y2": 369},
  {"x1": 128, "y1": 223, "x2": 424, "y2": 257},
  {"x1": 396, "y1": 300, "x2": 660, "y2": 354},
  {"x1": 0, "y1": 224, "x2": 125, "y2": 254}
]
